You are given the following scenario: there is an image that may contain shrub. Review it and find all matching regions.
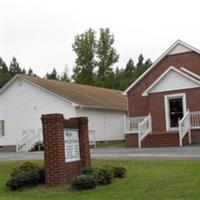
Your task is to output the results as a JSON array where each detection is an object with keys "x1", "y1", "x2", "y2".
[
  {"x1": 112, "y1": 167, "x2": 126, "y2": 178},
  {"x1": 11, "y1": 161, "x2": 41, "y2": 177},
  {"x1": 30, "y1": 142, "x2": 44, "y2": 151},
  {"x1": 72, "y1": 175, "x2": 97, "y2": 190},
  {"x1": 94, "y1": 167, "x2": 113, "y2": 185},
  {"x1": 6, "y1": 168, "x2": 45, "y2": 190},
  {"x1": 81, "y1": 166, "x2": 94, "y2": 175}
]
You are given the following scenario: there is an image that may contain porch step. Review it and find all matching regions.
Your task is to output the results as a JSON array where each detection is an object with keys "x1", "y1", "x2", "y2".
[{"x1": 141, "y1": 133, "x2": 180, "y2": 147}]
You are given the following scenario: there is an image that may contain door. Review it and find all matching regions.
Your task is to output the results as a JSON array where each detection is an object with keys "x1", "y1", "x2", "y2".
[
  {"x1": 169, "y1": 98, "x2": 183, "y2": 128},
  {"x1": 165, "y1": 94, "x2": 186, "y2": 131}
]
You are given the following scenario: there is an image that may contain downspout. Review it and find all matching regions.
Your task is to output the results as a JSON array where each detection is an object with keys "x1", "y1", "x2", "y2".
[
  {"x1": 72, "y1": 103, "x2": 83, "y2": 117},
  {"x1": 104, "y1": 111, "x2": 106, "y2": 144},
  {"x1": 0, "y1": 92, "x2": 3, "y2": 146},
  {"x1": 0, "y1": 92, "x2": 2, "y2": 120},
  {"x1": 76, "y1": 105, "x2": 83, "y2": 113}
]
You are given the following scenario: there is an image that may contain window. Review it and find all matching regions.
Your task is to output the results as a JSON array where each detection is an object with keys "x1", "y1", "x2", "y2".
[
  {"x1": 64, "y1": 129, "x2": 80, "y2": 162},
  {"x1": 0, "y1": 120, "x2": 5, "y2": 136}
]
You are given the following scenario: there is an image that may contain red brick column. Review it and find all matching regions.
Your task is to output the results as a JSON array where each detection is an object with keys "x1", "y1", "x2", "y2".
[
  {"x1": 41, "y1": 114, "x2": 66, "y2": 186},
  {"x1": 79, "y1": 117, "x2": 91, "y2": 166},
  {"x1": 41, "y1": 114, "x2": 91, "y2": 186}
]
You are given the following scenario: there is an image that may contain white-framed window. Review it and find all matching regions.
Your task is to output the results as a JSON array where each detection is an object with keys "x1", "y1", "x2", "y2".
[
  {"x1": 64, "y1": 129, "x2": 80, "y2": 162},
  {"x1": 0, "y1": 120, "x2": 5, "y2": 136},
  {"x1": 164, "y1": 93, "x2": 186, "y2": 132}
]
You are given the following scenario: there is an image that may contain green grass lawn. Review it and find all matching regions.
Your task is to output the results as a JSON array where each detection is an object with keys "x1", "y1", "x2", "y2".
[{"x1": 1, "y1": 160, "x2": 200, "y2": 200}]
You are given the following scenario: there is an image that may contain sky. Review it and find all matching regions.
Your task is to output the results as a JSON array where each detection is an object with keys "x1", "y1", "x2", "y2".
[{"x1": 1, "y1": 0, "x2": 200, "y2": 77}]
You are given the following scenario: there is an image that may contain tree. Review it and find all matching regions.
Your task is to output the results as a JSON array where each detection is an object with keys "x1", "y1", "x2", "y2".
[
  {"x1": 96, "y1": 28, "x2": 119, "y2": 87},
  {"x1": 72, "y1": 29, "x2": 96, "y2": 85},
  {"x1": 28, "y1": 68, "x2": 33, "y2": 75},
  {"x1": 134, "y1": 54, "x2": 152, "y2": 79},
  {"x1": 45, "y1": 68, "x2": 59, "y2": 80},
  {"x1": 124, "y1": 58, "x2": 135, "y2": 78},
  {"x1": 9, "y1": 57, "x2": 23, "y2": 76},
  {"x1": 0, "y1": 57, "x2": 8, "y2": 73},
  {"x1": 61, "y1": 72, "x2": 70, "y2": 82},
  {"x1": 0, "y1": 57, "x2": 11, "y2": 88}
]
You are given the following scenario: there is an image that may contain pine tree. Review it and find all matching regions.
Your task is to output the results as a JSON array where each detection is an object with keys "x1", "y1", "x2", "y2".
[
  {"x1": 0, "y1": 57, "x2": 11, "y2": 88},
  {"x1": 46, "y1": 68, "x2": 59, "y2": 80},
  {"x1": 124, "y1": 58, "x2": 135, "y2": 78},
  {"x1": 9, "y1": 57, "x2": 22, "y2": 76},
  {"x1": 28, "y1": 68, "x2": 33, "y2": 75},
  {"x1": 61, "y1": 72, "x2": 70, "y2": 82}
]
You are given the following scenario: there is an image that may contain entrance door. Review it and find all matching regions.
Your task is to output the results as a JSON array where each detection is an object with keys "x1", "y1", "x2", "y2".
[{"x1": 165, "y1": 94, "x2": 186, "y2": 131}]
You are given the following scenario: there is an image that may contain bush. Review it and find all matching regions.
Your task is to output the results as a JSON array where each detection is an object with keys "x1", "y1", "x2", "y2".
[
  {"x1": 30, "y1": 142, "x2": 44, "y2": 151},
  {"x1": 6, "y1": 168, "x2": 45, "y2": 190},
  {"x1": 11, "y1": 161, "x2": 41, "y2": 177},
  {"x1": 72, "y1": 175, "x2": 97, "y2": 190},
  {"x1": 112, "y1": 167, "x2": 126, "y2": 178},
  {"x1": 81, "y1": 166, "x2": 94, "y2": 175},
  {"x1": 94, "y1": 167, "x2": 113, "y2": 185}
]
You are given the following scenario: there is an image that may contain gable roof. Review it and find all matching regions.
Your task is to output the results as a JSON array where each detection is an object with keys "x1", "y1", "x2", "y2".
[
  {"x1": 1, "y1": 74, "x2": 127, "y2": 111},
  {"x1": 142, "y1": 66, "x2": 200, "y2": 96},
  {"x1": 123, "y1": 40, "x2": 200, "y2": 95}
]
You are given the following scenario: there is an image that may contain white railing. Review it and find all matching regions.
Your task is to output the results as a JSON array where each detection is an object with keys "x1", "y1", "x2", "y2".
[
  {"x1": 16, "y1": 129, "x2": 43, "y2": 152},
  {"x1": 125, "y1": 116, "x2": 146, "y2": 133},
  {"x1": 190, "y1": 111, "x2": 200, "y2": 129},
  {"x1": 138, "y1": 114, "x2": 152, "y2": 148},
  {"x1": 178, "y1": 111, "x2": 191, "y2": 147}
]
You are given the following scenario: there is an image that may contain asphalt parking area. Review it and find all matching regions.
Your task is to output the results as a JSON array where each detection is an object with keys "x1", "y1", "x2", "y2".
[{"x1": 1, "y1": 145, "x2": 200, "y2": 161}]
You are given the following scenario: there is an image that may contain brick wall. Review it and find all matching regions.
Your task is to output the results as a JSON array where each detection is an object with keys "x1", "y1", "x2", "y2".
[
  {"x1": 128, "y1": 52, "x2": 200, "y2": 117},
  {"x1": 191, "y1": 130, "x2": 200, "y2": 143},
  {"x1": 125, "y1": 133, "x2": 138, "y2": 147},
  {"x1": 125, "y1": 132, "x2": 191, "y2": 147},
  {"x1": 41, "y1": 114, "x2": 91, "y2": 186},
  {"x1": 149, "y1": 88, "x2": 200, "y2": 133}
]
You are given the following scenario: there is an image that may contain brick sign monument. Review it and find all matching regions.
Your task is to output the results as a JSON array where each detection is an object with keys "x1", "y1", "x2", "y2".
[{"x1": 41, "y1": 114, "x2": 91, "y2": 186}]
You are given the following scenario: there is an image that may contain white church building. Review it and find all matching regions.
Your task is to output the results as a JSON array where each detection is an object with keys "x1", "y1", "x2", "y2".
[{"x1": 0, "y1": 75, "x2": 127, "y2": 152}]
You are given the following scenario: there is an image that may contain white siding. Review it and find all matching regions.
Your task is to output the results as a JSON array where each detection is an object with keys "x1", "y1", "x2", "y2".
[
  {"x1": 76, "y1": 108, "x2": 126, "y2": 141},
  {"x1": 0, "y1": 78, "x2": 76, "y2": 146},
  {"x1": 149, "y1": 70, "x2": 200, "y2": 94},
  {"x1": 168, "y1": 43, "x2": 191, "y2": 55}
]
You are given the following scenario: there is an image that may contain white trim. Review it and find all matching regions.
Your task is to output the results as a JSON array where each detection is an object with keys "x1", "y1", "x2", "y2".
[
  {"x1": 123, "y1": 40, "x2": 200, "y2": 95},
  {"x1": 0, "y1": 74, "x2": 18, "y2": 93},
  {"x1": 125, "y1": 131, "x2": 139, "y2": 134},
  {"x1": 164, "y1": 93, "x2": 186, "y2": 132},
  {"x1": 76, "y1": 104, "x2": 127, "y2": 112},
  {"x1": 142, "y1": 66, "x2": 200, "y2": 96},
  {"x1": 180, "y1": 67, "x2": 200, "y2": 80}
]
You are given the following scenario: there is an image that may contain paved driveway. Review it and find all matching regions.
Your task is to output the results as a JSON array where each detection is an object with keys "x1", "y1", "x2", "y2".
[
  {"x1": 91, "y1": 145, "x2": 200, "y2": 160},
  {"x1": 1, "y1": 145, "x2": 200, "y2": 161}
]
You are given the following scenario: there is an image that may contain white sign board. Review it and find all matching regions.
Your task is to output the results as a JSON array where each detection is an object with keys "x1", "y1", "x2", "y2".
[{"x1": 64, "y1": 129, "x2": 80, "y2": 162}]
